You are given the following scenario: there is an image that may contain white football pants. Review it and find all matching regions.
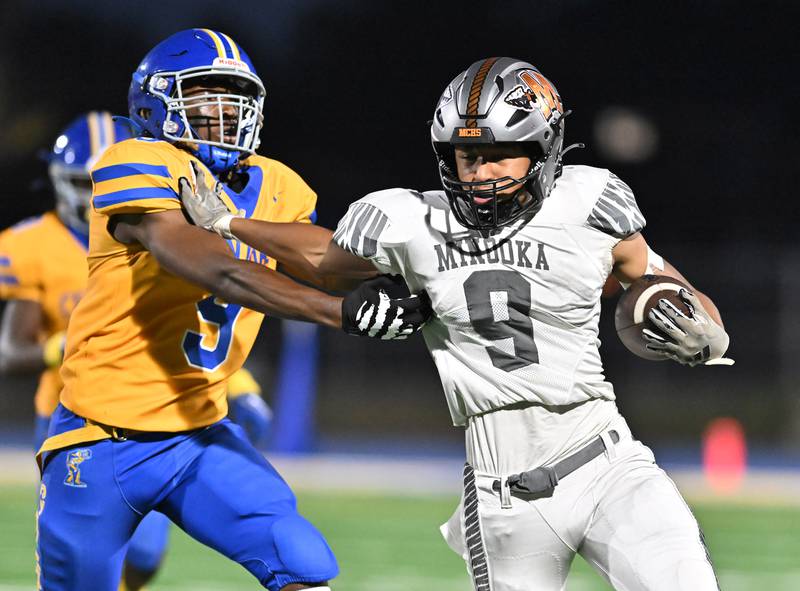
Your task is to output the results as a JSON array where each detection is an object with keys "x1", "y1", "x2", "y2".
[{"x1": 441, "y1": 424, "x2": 719, "y2": 590}]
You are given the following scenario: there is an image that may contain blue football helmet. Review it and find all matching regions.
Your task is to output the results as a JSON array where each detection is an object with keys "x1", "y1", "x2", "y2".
[
  {"x1": 48, "y1": 111, "x2": 134, "y2": 234},
  {"x1": 128, "y1": 29, "x2": 266, "y2": 174}
]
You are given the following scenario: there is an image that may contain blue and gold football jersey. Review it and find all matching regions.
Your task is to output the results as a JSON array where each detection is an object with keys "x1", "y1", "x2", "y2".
[
  {"x1": 60, "y1": 138, "x2": 315, "y2": 431},
  {"x1": 0, "y1": 212, "x2": 88, "y2": 417}
]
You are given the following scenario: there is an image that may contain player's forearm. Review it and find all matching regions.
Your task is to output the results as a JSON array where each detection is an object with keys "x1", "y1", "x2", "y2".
[
  {"x1": 278, "y1": 261, "x2": 369, "y2": 293},
  {"x1": 215, "y1": 260, "x2": 342, "y2": 328},
  {"x1": 613, "y1": 235, "x2": 723, "y2": 327},
  {"x1": 128, "y1": 212, "x2": 341, "y2": 328},
  {"x1": 151, "y1": 238, "x2": 342, "y2": 328},
  {"x1": 229, "y1": 218, "x2": 333, "y2": 274},
  {"x1": 228, "y1": 218, "x2": 377, "y2": 290}
]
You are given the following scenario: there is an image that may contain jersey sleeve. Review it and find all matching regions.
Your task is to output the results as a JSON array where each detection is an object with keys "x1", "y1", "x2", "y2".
[
  {"x1": 90, "y1": 139, "x2": 183, "y2": 216},
  {"x1": 0, "y1": 225, "x2": 42, "y2": 302},
  {"x1": 584, "y1": 172, "x2": 646, "y2": 239},
  {"x1": 332, "y1": 189, "x2": 414, "y2": 275}
]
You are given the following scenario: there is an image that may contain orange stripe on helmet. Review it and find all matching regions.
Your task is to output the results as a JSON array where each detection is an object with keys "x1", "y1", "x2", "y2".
[{"x1": 465, "y1": 57, "x2": 499, "y2": 128}]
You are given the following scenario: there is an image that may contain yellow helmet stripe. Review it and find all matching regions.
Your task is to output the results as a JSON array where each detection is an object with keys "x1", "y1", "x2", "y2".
[
  {"x1": 219, "y1": 32, "x2": 241, "y2": 61},
  {"x1": 102, "y1": 112, "x2": 115, "y2": 147},
  {"x1": 86, "y1": 111, "x2": 100, "y2": 157},
  {"x1": 200, "y1": 29, "x2": 226, "y2": 59}
]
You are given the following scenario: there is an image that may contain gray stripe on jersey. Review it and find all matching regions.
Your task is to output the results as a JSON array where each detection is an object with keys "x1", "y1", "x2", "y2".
[
  {"x1": 361, "y1": 207, "x2": 389, "y2": 258},
  {"x1": 463, "y1": 464, "x2": 491, "y2": 590},
  {"x1": 334, "y1": 203, "x2": 390, "y2": 258},
  {"x1": 585, "y1": 173, "x2": 645, "y2": 238},
  {"x1": 348, "y1": 206, "x2": 374, "y2": 255}
]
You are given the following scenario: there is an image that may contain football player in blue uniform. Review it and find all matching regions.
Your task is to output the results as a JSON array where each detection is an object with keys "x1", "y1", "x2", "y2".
[
  {"x1": 34, "y1": 29, "x2": 428, "y2": 591},
  {"x1": 0, "y1": 111, "x2": 275, "y2": 591}
]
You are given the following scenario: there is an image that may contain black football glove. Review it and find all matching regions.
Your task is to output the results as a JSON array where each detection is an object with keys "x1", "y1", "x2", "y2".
[{"x1": 342, "y1": 275, "x2": 432, "y2": 339}]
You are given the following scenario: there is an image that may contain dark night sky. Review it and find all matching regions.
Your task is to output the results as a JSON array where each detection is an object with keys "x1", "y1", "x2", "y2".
[{"x1": 1, "y1": 1, "x2": 797, "y2": 243}]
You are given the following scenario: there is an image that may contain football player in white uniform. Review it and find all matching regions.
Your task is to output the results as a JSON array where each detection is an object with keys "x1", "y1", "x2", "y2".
[{"x1": 179, "y1": 57, "x2": 731, "y2": 590}]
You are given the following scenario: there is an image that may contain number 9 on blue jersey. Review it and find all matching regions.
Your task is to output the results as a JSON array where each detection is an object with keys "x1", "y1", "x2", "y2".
[{"x1": 182, "y1": 296, "x2": 243, "y2": 371}]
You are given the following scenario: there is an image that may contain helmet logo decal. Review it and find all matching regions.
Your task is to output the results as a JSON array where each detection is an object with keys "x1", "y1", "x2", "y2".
[
  {"x1": 465, "y1": 57, "x2": 499, "y2": 128},
  {"x1": 505, "y1": 70, "x2": 563, "y2": 122}
]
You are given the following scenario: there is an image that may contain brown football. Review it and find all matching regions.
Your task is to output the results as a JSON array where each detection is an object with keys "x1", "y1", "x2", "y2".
[{"x1": 614, "y1": 274, "x2": 692, "y2": 360}]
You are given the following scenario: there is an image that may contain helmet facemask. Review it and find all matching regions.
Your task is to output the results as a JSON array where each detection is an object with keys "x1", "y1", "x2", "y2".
[
  {"x1": 148, "y1": 67, "x2": 265, "y2": 173},
  {"x1": 435, "y1": 135, "x2": 561, "y2": 232},
  {"x1": 49, "y1": 163, "x2": 92, "y2": 234}
]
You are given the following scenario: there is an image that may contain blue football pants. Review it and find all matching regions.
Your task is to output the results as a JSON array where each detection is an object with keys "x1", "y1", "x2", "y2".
[
  {"x1": 37, "y1": 414, "x2": 171, "y2": 577},
  {"x1": 37, "y1": 405, "x2": 338, "y2": 590}
]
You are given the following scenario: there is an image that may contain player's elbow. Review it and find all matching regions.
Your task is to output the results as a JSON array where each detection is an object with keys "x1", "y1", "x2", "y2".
[
  {"x1": 202, "y1": 258, "x2": 253, "y2": 302},
  {"x1": 211, "y1": 266, "x2": 240, "y2": 298}
]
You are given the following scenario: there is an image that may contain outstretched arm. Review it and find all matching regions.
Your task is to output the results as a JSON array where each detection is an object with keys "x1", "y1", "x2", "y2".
[
  {"x1": 612, "y1": 232, "x2": 731, "y2": 365},
  {"x1": 111, "y1": 210, "x2": 429, "y2": 338},
  {"x1": 177, "y1": 170, "x2": 377, "y2": 289},
  {"x1": 229, "y1": 217, "x2": 377, "y2": 291},
  {"x1": 112, "y1": 210, "x2": 343, "y2": 328}
]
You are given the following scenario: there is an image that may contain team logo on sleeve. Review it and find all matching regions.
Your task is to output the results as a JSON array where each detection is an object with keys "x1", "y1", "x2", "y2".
[
  {"x1": 504, "y1": 70, "x2": 563, "y2": 122},
  {"x1": 64, "y1": 449, "x2": 93, "y2": 488}
]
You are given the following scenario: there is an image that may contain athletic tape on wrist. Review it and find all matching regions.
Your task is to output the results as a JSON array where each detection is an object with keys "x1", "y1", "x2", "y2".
[{"x1": 215, "y1": 214, "x2": 236, "y2": 239}]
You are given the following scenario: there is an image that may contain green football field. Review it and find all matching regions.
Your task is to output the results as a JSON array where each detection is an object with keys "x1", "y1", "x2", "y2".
[{"x1": 1, "y1": 484, "x2": 798, "y2": 590}]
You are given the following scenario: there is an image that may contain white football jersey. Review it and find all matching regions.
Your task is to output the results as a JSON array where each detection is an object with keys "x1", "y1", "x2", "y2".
[{"x1": 334, "y1": 165, "x2": 645, "y2": 426}]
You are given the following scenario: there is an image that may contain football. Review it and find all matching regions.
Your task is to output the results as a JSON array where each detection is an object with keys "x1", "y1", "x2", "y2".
[{"x1": 614, "y1": 274, "x2": 692, "y2": 360}]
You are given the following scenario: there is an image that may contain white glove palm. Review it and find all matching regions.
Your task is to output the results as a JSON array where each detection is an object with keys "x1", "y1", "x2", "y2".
[
  {"x1": 178, "y1": 162, "x2": 239, "y2": 239},
  {"x1": 642, "y1": 289, "x2": 733, "y2": 366}
]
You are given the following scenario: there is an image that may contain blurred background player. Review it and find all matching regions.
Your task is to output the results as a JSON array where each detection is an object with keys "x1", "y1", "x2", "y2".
[
  {"x1": 34, "y1": 29, "x2": 428, "y2": 591},
  {"x1": 179, "y1": 57, "x2": 731, "y2": 590},
  {"x1": 0, "y1": 111, "x2": 116, "y2": 451},
  {"x1": 0, "y1": 111, "x2": 274, "y2": 591}
]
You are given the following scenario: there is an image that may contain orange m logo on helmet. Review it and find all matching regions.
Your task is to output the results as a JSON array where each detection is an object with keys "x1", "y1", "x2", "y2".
[{"x1": 519, "y1": 70, "x2": 563, "y2": 121}]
